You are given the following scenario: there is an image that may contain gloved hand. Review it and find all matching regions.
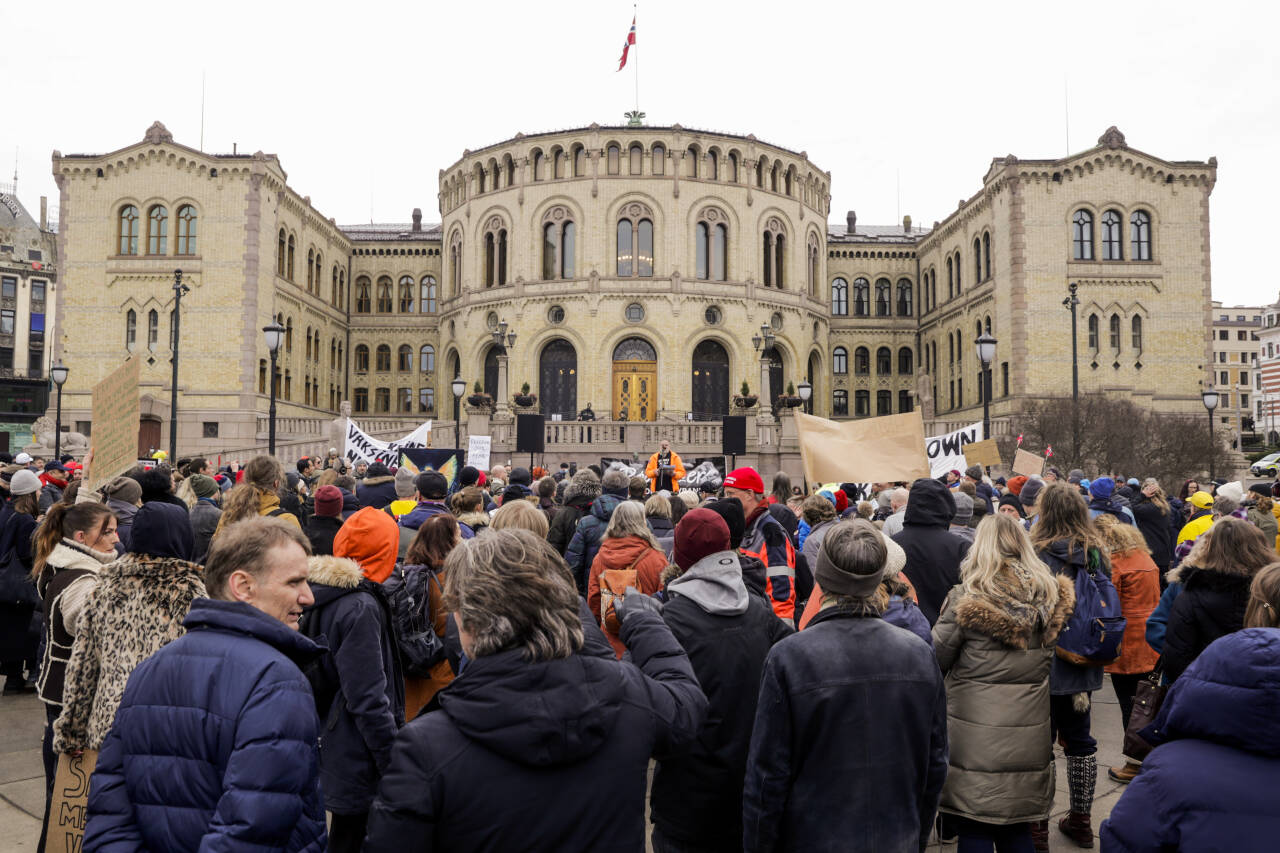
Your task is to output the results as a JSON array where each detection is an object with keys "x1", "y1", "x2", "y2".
[{"x1": 614, "y1": 586, "x2": 662, "y2": 626}]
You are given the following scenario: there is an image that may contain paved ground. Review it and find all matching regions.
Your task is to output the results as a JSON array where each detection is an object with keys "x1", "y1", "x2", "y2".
[{"x1": 0, "y1": 681, "x2": 1132, "y2": 852}]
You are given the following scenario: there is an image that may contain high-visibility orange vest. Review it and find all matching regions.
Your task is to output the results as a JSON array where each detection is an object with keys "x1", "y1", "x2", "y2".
[{"x1": 741, "y1": 532, "x2": 797, "y2": 625}]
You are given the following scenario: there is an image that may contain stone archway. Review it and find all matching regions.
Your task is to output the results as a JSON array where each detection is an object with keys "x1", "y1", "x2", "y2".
[
  {"x1": 691, "y1": 339, "x2": 729, "y2": 420},
  {"x1": 539, "y1": 338, "x2": 578, "y2": 419}
]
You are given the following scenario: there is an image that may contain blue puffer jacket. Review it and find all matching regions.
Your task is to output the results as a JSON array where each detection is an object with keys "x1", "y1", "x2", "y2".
[
  {"x1": 84, "y1": 598, "x2": 326, "y2": 853},
  {"x1": 564, "y1": 491, "x2": 626, "y2": 592},
  {"x1": 398, "y1": 499, "x2": 451, "y2": 532},
  {"x1": 1100, "y1": 628, "x2": 1280, "y2": 852}
]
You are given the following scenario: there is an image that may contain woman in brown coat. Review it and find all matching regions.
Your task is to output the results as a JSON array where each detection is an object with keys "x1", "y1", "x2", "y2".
[
  {"x1": 399, "y1": 514, "x2": 461, "y2": 720},
  {"x1": 586, "y1": 500, "x2": 668, "y2": 657}
]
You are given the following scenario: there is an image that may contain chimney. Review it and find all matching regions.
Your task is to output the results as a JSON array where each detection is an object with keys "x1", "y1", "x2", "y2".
[
  {"x1": 40, "y1": 197, "x2": 47, "y2": 230},
  {"x1": 903, "y1": 214, "x2": 912, "y2": 234},
  {"x1": 846, "y1": 210, "x2": 856, "y2": 233},
  {"x1": 412, "y1": 208, "x2": 422, "y2": 232}
]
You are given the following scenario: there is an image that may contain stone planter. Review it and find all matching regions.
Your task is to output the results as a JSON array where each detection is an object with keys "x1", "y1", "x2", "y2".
[
  {"x1": 513, "y1": 394, "x2": 537, "y2": 408},
  {"x1": 732, "y1": 395, "x2": 759, "y2": 409}
]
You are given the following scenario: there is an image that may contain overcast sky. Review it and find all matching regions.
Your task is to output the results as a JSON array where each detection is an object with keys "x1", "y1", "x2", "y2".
[{"x1": 3, "y1": 0, "x2": 1273, "y2": 307}]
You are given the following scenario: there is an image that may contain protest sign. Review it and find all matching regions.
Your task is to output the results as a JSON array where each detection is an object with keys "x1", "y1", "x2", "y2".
[
  {"x1": 681, "y1": 457, "x2": 726, "y2": 490},
  {"x1": 925, "y1": 420, "x2": 983, "y2": 479},
  {"x1": 45, "y1": 750, "x2": 97, "y2": 853},
  {"x1": 1012, "y1": 448, "x2": 1046, "y2": 477},
  {"x1": 466, "y1": 435, "x2": 491, "y2": 471},
  {"x1": 90, "y1": 358, "x2": 140, "y2": 490},
  {"x1": 399, "y1": 448, "x2": 463, "y2": 491},
  {"x1": 345, "y1": 419, "x2": 431, "y2": 467},
  {"x1": 601, "y1": 457, "x2": 640, "y2": 478},
  {"x1": 964, "y1": 438, "x2": 1002, "y2": 468},
  {"x1": 794, "y1": 409, "x2": 930, "y2": 485}
]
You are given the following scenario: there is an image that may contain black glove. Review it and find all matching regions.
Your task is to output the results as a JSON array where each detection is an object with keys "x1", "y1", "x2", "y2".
[{"x1": 614, "y1": 586, "x2": 662, "y2": 625}]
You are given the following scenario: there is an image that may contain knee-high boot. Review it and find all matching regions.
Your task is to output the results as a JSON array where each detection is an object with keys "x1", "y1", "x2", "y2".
[{"x1": 1058, "y1": 754, "x2": 1096, "y2": 847}]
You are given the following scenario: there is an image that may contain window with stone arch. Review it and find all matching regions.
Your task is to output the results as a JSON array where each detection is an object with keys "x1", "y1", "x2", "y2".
[
  {"x1": 1087, "y1": 313, "x2": 1099, "y2": 350},
  {"x1": 314, "y1": 251, "x2": 323, "y2": 295},
  {"x1": 338, "y1": 269, "x2": 346, "y2": 308},
  {"x1": 449, "y1": 231, "x2": 463, "y2": 297},
  {"x1": 832, "y1": 346, "x2": 848, "y2": 375},
  {"x1": 854, "y1": 346, "x2": 870, "y2": 375},
  {"x1": 982, "y1": 232, "x2": 991, "y2": 280},
  {"x1": 876, "y1": 347, "x2": 892, "y2": 375},
  {"x1": 421, "y1": 275, "x2": 437, "y2": 313},
  {"x1": 1131, "y1": 210, "x2": 1152, "y2": 261},
  {"x1": 125, "y1": 309, "x2": 137, "y2": 351},
  {"x1": 475, "y1": 162, "x2": 487, "y2": 194},
  {"x1": 946, "y1": 256, "x2": 954, "y2": 300},
  {"x1": 770, "y1": 161, "x2": 780, "y2": 193},
  {"x1": 755, "y1": 158, "x2": 765, "y2": 188},
  {"x1": 806, "y1": 232, "x2": 821, "y2": 298},
  {"x1": 685, "y1": 145, "x2": 699, "y2": 179},
  {"x1": 483, "y1": 216, "x2": 509, "y2": 288},
  {"x1": 420, "y1": 344, "x2": 435, "y2": 373},
  {"x1": 119, "y1": 205, "x2": 140, "y2": 255},
  {"x1": 831, "y1": 278, "x2": 848, "y2": 316},
  {"x1": 852, "y1": 277, "x2": 869, "y2": 316},
  {"x1": 1072, "y1": 209, "x2": 1094, "y2": 260},
  {"x1": 397, "y1": 344, "x2": 412, "y2": 372},
  {"x1": 898, "y1": 347, "x2": 913, "y2": 375},
  {"x1": 572, "y1": 144, "x2": 587, "y2": 177},
  {"x1": 504, "y1": 155, "x2": 516, "y2": 186},
  {"x1": 973, "y1": 237, "x2": 982, "y2": 283},
  {"x1": 375, "y1": 344, "x2": 391, "y2": 372},
  {"x1": 727, "y1": 151, "x2": 740, "y2": 183},
  {"x1": 354, "y1": 277, "x2": 371, "y2": 313},
  {"x1": 762, "y1": 217, "x2": 786, "y2": 288},
  {"x1": 607, "y1": 143, "x2": 621, "y2": 175},
  {"x1": 374, "y1": 276, "x2": 392, "y2": 313},
  {"x1": 1131, "y1": 315, "x2": 1144, "y2": 350},
  {"x1": 875, "y1": 278, "x2": 891, "y2": 316},
  {"x1": 306, "y1": 248, "x2": 315, "y2": 291},
  {"x1": 1101, "y1": 209, "x2": 1123, "y2": 260},
  {"x1": 896, "y1": 278, "x2": 913, "y2": 316},
  {"x1": 531, "y1": 149, "x2": 544, "y2": 181},
  {"x1": 617, "y1": 202, "x2": 655, "y2": 278},
  {"x1": 953, "y1": 250, "x2": 961, "y2": 292},
  {"x1": 629, "y1": 143, "x2": 644, "y2": 175},
  {"x1": 175, "y1": 204, "x2": 197, "y2": 255},
  {"x1": 286, "y1": 234, "x2": 295, "y2": 281},
  {"x1": 398, "y1": 276, "x2": 415, "y2": 312},
  {"x1": 695, "y1": 206, "x2": 728, "y2": 281},
  {"x1": 541, "y1": 206, "x2": 576, "y2": 280},
  {"x1": 552, "y1": 147, "x2": 566, "y2": 180},
  {"x1": 651, "y1": 143, "x2": 665, "y2": 175},
  {"x1": 147, "y1": 204, "x2": 168, "y2": 255},
  {"x1": 1110, "y1": 313, "x2": 1122, "y2": 350}
]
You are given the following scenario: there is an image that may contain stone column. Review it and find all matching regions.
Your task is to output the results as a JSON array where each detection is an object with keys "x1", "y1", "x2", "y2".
[
  {"x1": 759, "y1": 356, "x2": 771, "y2": 411},
  {"x1": 495, "y1": 353, "x2": 510, "y2": 415}
]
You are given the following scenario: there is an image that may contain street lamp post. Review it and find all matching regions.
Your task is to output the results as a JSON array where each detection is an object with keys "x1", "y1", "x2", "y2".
[
  {"x1": 1063, "y1": 283, "x2": 1080, "y2": 462},
  {"x1": 796, "y1": 380, "x2": 813, "y2": 493},
  {"x1": 263, "y1": 322, "x2": 285, "y2": 455},
  {"x1": 752, "y1": 323, "x2": 777, "y2": 410},
  {"x1": 169, "y1": 269, "x2": 189, "y2": 461},
  {"x1": 974, "y1": 332, "x2": 997, "y2": 441},
  {"x1": 50, "y1": 360, "x2": 69, "y2": 459},
  {"x1": 1203, "y1": 385, "x2": 1220, "y2": 482},
  {"x1": 452, "y1": 375, "x2": 466, "y2": 457}
]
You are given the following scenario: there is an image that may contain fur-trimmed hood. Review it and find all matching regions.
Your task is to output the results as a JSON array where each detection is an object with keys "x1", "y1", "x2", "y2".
[
  {"x1": 457, "y1": 511, "x2": 490, "y2": 530},
  {"x1": 563, "y1": 472, "x2": 602, "y2": 506},
  {"x1": 48, "y1": 539, "x2": 117, "y2": 573},
  {"x1": 952, "y1": 575, "x2": 1075, "y2": 649},
  {"x1": 307, "y1": 555, "x2": 364, "y2": 589},
  {"x1": 359, "y1": 474, "x2": 395, "y2": 487},
  {"x1": 1168, "y1": 561, "x2": 1257, "y2": 591}
]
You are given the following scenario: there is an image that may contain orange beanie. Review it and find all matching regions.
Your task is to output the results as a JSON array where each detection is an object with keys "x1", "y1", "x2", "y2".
[
  {"x1": 1007, "y1": 475, "x2": 1029, "y2": 496},
  {"x1": 333, "y1": 506, "x2": 399, "y2": 583}
]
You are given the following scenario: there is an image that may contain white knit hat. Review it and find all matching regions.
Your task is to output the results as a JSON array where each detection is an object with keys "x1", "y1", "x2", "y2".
[{"x1": 10, "y1": 469, "x2": 41, "y2": 496}]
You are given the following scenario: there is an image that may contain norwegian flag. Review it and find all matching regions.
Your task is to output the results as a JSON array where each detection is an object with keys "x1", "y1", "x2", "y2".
[
  {"x1": 1016, "y1": 434, "x2": 1024, "y2": 447},
  {"x1": 617, "y1": 16, "x2": 636, "y2": 71},
  {"x1": 1046, "y1": 445, "x2": 1054, "y2": 458}
]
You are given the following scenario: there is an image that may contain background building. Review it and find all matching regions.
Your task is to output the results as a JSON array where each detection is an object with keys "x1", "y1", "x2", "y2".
[
  {"x1": 1257, "y1": 298, "x2": 1280, "y2": 446},
  {"x1": 1209, "y1": 301, "x2": 1261, "y2": 449}
]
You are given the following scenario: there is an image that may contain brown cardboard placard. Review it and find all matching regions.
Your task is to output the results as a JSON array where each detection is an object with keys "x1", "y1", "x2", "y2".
[
  {"x1": 794, "y1": 409, "x2": 931, "y2": 485},
  {"x1": 1012, "y1": 448, "x2": 1045, "y2": 477},
  {"x1": 45, "y1": 750, "x2": 98, "y2": 853},
  {"x1": 964, "y1": 438, "x2": 1002, "y2": 468},
  {"x1": 89, "y1": 358, "x2": 140, "y2": 491}
]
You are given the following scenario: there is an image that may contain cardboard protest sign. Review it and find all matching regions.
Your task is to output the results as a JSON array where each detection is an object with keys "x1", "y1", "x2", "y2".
[
  {"x1": 90, "y1": 358, "x2": 140, "y2": 491},
  {"x1": 45, "y1": 750, "x2": 97, "y2": 853},
  {"x1": 466, "y1": 435, "x2": 491, "y2": 471},
  {"x1": 1012, "y1": 448, "x2": 1046, "y2": 477},
  {"x1": 345, "y1": 419, "x2": 431, "y2": 467},
  {"x1": 964, "y1": 438, "x2": 1002, "y2": 468},
  {"x1": 399, "y1": 448, "x2": 462, "y2": 491},
  {"x1": 794, "y1": 409, "x2": 930, "y2": 485},
  {"x1": 925, "y1": 420, "x2": 983, "y2": 478}
]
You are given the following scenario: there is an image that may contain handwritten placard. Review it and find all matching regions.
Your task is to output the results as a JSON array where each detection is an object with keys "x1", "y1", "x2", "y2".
[
  {"x1": 1012, "y1": 448, "x2": 1046, "y2": 477},
  {"x1": 90, "y1": 358, "x2": 140, "y2": 490}
]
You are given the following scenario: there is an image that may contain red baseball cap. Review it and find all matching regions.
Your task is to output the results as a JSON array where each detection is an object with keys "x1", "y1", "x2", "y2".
[{"x1": 723, "y1": 467, "x2": 764, "y2": 494}]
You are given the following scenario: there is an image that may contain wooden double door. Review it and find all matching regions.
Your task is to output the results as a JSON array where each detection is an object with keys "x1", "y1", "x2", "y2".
[{"x1": 613, "y1": 361, "x2": 657, "y2": 422}]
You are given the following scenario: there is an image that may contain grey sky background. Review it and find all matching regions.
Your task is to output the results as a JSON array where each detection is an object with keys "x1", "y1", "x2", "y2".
[{"x1": 3, "y1": 0, "x2": 1273, "y2": 306}]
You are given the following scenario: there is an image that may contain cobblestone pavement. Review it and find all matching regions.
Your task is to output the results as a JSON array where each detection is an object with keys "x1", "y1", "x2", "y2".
[{"x1": 0, "y1": 679, "x2": 1134, "y2": 852}]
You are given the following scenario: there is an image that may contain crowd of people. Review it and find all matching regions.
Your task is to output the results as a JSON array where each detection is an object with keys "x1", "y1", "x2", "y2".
[{"x1": 1, "y1": 447, "x2": 1278, "y2": 852}]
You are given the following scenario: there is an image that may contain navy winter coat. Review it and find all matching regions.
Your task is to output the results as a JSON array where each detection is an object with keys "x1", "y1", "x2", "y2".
[
  {"x1": 356, "y1": 475, "x2": 398, "y2": 511},
  {"x1": 84, "y1": 598, "x2": 326, "y2": 853},
  {"x1": 364, "y1": 607, "x2": 707, "y2": 853},
  {"x1": 1036, "y1": 540, "x2": 1106, "y2": 695},
  {"x1": 1130, "y1": 495, "x2": 1174, "y2": 568},
  {"x1": 1100, "y1": 628, "x2": 1280, "y2": 852},
  {"x1": 398, "y1": 499, "x2": 451, "y2": 532},
  {"x1": 892, "y1": 478, "x2": 968, "y2": 625},
  {"x1": 1161, "y1": 561, "x2": 1253, "y2": 682}
]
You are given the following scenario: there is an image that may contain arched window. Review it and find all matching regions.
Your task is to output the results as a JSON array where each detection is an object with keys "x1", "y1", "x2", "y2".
[
  {"x1": 147, "y1": 205, "x2": 168, "y2": 255},
  {"x1": 652, "y1": 144, "x2": 665, "y2": 175},
  {"x1": 1109, "y1": 313, "x2": 1121, "y2": 349},
  {"x1": 785, "y1": 166, "x2": 794, "y2": 196},
  {"x1": 833, "y1": 389, "x2": 849, "y2": 416},
  {"x1": 807, "y1": 234, "x2": 820, "y2": 298},
  {"x1": 973, "y1": 237, "x2": 982, "y2": 282},
  {"x1": 831, "y1": 278, "x2": 848, "y2": 315},
  {"x1": 395, "y1": 344, "x2": 411, "y2": 372},
  {"x1": 694, "y1": 209, "x2": 726, "y2": 281},
  {"x1": 1087, "y1": 314, "x2": 1099, "y2": 349},
  {"x1": 899, "y1": 390, "x2": 913, "y2": 413},
  {"x1": 1131, "y1": 210, "x2": 1152, "y2": 260},
  {"x1": 553, "y1": 148, "x2": 566, "y2": 179},
  {"x1": 449, "y1": 232, "x2": 462, "y2": 296},
  {"x1": 896, "y1": 278, "x2": 913, "y2": 316},
  {"x1": 607, "y1": 144, "x2": 621, "y2": 175},
  {"x1": 175, "y1": 205, "x2": 196, "y2": 255},
  {"x1": 762, "y1": 219, "x2": 786, "y2": 288},
  {"x1": 284, "y1": 317, "x2": 292, "y2": 352},
  {"x1": 707, "y1": 149, "x2": 719, "y2": 181},
  {"x1": 531, "y1": 149, "x2": 544, "y2": 181},
  {"x1": 375, "y1": 344, "x2": 391, "y2": 372},
  {"x1": 286, "y1": 235, "x2": 295, "y2": 280},
  {"x1": 483, "y1": 222, "x2": 508, "y2": 287},
  {"x1": 573, "y1": 145, "x2": 587, "y2": 177},
  {"x1": 618, "y1": 206, "x2": 655, "y2": 278},
  {"x1": 505, "y1": 155, "x2": 516, "y2": 186},
  {"x1": 314, "y1": 251, "x2": 322, "y2": 295},
  {"x1": 728, "y1": 152, "x2": 739, "y2": 182},
  {"x1": 276, "y1": 228, "x2": 286, "y2": 274},
  {"x1": 1131, "y1": 315, "x2": 1143, "y2": 350},
  {"x1": 306, "y1": 248, "x2": 314, "y2": 291},
  {"x1": 685, "y1": 146, "x2": 699, "y2": 178},
  {"x1": 897, "y1": 347, "x2": 912, "y2": 375},
  {"x1": 419, "y1": 388, "x2": 435, "y2": 414},
  {"x1": 876, "y1": 347, "x2": 892, "y2": 375},
  {"x1": 146, "y1": 309, "x2": 159, "y2": 350},
  {"x1": 770, "y1": 162, "x2": 779, "y2": 192},
  {"x1": 954, "y1": 251, "x2": 961, "y2": 292},
  {"x1": 125, "y1": 309, "x2": 137, "y2": 351},
  {"x1": 854, "y1": 346, "x2": 870, "y2": 375},
  {"x1": 420, "y1": 344, "x2": 435, "y2": 373},
  {"x1": 421, "y1": 276, "x2": 437, "y2": 313},
  {"x1": 355, "y1": 276, "x2": 371, "y2": 313},
  {"x1": 982, "y1": 232, "x2": 991, "y2": 280},
  {"x1": 629, "y1": 144, "x2": 643, "y2": 175},
  {"x1": 755, "y1": 158, "x2": 764, "y2": 187},
  {"x1": 398, "y1": 276, "x2": 415, "y2": 312},
  {"x1": 1101, "y1": 209, "x2": 1123, "y2": 260},
  {"x1": 541, "y1": 209, "x2": 576, "y2": 280},
  {"x1": 119, "y1": 205, "x2": 139, "y2": 255},
  {"x1": 475, "y1": 163, "x2": 487, "y2": 193},
  {"x1": 833, "y1": 346, "x2": 848, "y2": 374},
  {"x1": 374, "y1": 387, "x2": 389, "y2": 412},
  {"x1": 875, "y1": 279, "x2": 891, "y2": 316},
  {"x1": 1072, "y1": 210, "x2": 1094, "y2": 260},
  {"x1": 355, "y1": 344, "x2": 369, "y2": 372},
  {"x1": 946, "y1": 256, "x2": 954, "y2": 299},
  {"x1": 375, "y1": 276, "x2": 393, "y2": 312},
  {"x1": 852, "y1": 277, "x2": 870, "y2": 316}
]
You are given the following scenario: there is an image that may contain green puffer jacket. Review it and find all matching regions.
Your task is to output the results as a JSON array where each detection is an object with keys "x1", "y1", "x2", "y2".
[
  {"x1": 1247, "y1": 503, "x2": 1278, "y2": 547},
  {"x1": 931, "y1": 573, "x2": 1075, "y2": 825}
]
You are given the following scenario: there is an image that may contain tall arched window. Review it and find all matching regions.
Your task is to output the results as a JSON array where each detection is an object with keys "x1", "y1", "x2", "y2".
[
  {"x1": 1131, "y1": 315, "x2": 1143, "y2": 349},
  {"x1": 541, "y1": 208, "x2": 575, "y2": 280},
  {"x1": 147, "y1": 205, "x2": 168, "y2": 255},
  {"x1": 898, "y1": 347, "x2": 913, "y2": 375},
  {"x1": 313, "y1": 251, "x2": 322, "y2": 295},
  {"x1": 483, "y1": 220, "x2": 508, "y2": 287},
  {"x1": 876, "y1": 347, "x2": 892, "y2": 375},
  {"x1": 651, "y1": 144, "x2": 665, "y2": 175},
  {"x1": 553, "y1": 148, "x2": 566, "y2": 179},
  {"x1": 125, "y1": 309, "x2": 137, "y2": 351},
  {"x1": 1109, "y1": 314, "x2": 1122, "y2": 349},
  {"x1": 353, "y1": 388, "x2": 368, "y2": 413},
  {"x1": 475, "y1": 163, "x2": 487, "y2": 193},
  {"x1": 982, "y1": 232, "x2": 991, "y2": 280},
  {"x1": 831, "y1": 278, "x2": 848, "y2": 315},
  {"x1": 449, "y1": 232, "x2": 462, "y2": 296},
  {"x1": 276, "y1": 228, "x2": 286, "y2": 274},
  {"x1": 1131, "y1": 210, "x2": 1152, "y2": 260},
  {"x1": 755, "y1": 158, "x2": 764, "y2": 187},
  {"x1": 398, "y1": 276, "x2": 415, "y2": 312},
  {"x1": 421, "y1": 275, "x2": 437, "y2": 313},
  {"x1": 1087, "y1": 314, "x2": 1099, "y2": 349},
  {"x1": 728, "y1": 152, "x2": 739, "y2": 182},
  {"x1": 531, "y1": 149, "x2": 544, "y2": 181},
  {"x1": 954, "y1": 251, "x2": 961, "y2": 292},
  {"x1": 306, "y1": 248, "x2": 314, "y2": 291},
  {"x1": 1101, "y1": 209, "x2": 1123, "y2": 260},
  {"x1": 707, "y1": 149, "x2": 719, "y2": 181},
  {"x1": 607, "y1": 144, "x2": 620, "y2": 175},
  {"x1": 146, "y1": 309, "x2": 159, "y2": 351},
  {"x1": 375, "y1": 344, "x2": 391, "y2": 372},
  {"x1": 852, "y1": 277, "x2": 869, "y2": 316},
  {"x1": 946, "y1": 256, "x2": 954, "y2": 299},
  {"x1": 420, "y1": 345, "x2": 435, "y2": 373},
  {"x1": 375, "y1": 276, "x2": 393, "y2": 312},
  {"x1": 896, "y1": 278, "x2": 913, "y2": 316},
  {"x1": 770, "y1": 162, "x2": 779, "y2": 192},
  {"x1": 618, "y1": 205, "x2": 655, "y2": 278},
  {"x1": 573, "y1": 145, "x2": 587, "y2": 176},
  {"x1": 176, "y1": 205, "x2": 197, "y2": 255},
  {"x1": 629, "y1": 144, "x2": 643, "y2": 175},
  {"x1": 694, "y1": 208, "x2": 726, "y2": 281},
  {"x1": 833, "y1": 346, "x2": 848, "y2": 374},
  {"x1": 973, "y1": 237, "x2": 982, "y2": 282},
  {"x1": 286, "y1": 235, "x2": 295, "y2": 280},
  {"x1": 685, "y1": 146, "x2": 699, "y2": 178},
  {"x1": 1073, "y1": 210, "x2": 1094, "y2": 260},
  {"x1": 119, "y1": 205, "x2": 139, "y2": 255},
  {"x1": 854, "y1": 390, "x2": 870, "y2": 418},
  {"x1": 875, "y1": 279, "x2": 891, "y2": 316},
  {"x1": 354, "y1": 344, "x2": 369, "y2": 372},
  {"x1": 854, "y1": 346, "x2": 870, "y2": 375},
  {"x1": 284, "y1": 317, "x2": 293, "y2": 353},
  {"x1": 355, "y1": 276, "x2": 371, "y2": 313},
  {"x1": 807, "y1": 234, "x2": 820, "y2": 298},
  {"x1": 833, "y1": 389, "x2": 849, "y2": 417},
  {"x1": 762, "y1": 219, "x2": 786, "y2": 288},
  {"x1": 397, "y1": 344, "x2": 412, "y2": 372}
]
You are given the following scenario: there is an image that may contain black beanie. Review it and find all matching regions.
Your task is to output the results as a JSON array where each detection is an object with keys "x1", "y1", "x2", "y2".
[{"x1": 706, "y1": 497, "x2": 746, "y2": 550}]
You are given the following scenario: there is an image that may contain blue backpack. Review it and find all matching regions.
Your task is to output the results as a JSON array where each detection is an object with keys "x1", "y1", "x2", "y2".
[{"x1": 1056, "y1": 547, "x2": 1127, "y2": 665}]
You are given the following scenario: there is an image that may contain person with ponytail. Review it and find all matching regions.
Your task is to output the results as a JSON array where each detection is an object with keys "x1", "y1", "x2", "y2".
[
  {"x1": 0, "y1": 469, "x2": 42, "y2": 696},
  {"x1": 213, "y1": 455, "x2": 300, "y2": 537}
]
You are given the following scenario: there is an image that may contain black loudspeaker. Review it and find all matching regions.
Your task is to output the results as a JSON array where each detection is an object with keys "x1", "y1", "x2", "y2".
[
  {"x1": 722, "y1": 416, "x2": 747, "y2": 456},
  {"x1": 516, "y1": 414, "x2": 546, "y2": 453}
]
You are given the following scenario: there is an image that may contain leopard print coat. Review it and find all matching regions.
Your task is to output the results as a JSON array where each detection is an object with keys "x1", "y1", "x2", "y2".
[{"x1": 53, "y1": 554, "x2": 206, "y2": 753}]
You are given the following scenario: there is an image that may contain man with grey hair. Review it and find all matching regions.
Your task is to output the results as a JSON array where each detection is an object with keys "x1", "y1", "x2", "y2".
[
  {"x1": 564, "y1": 466, "x2": 631, "y2": 594},
  {"x1": 744, "y1": 520, "x2": 947, "y2": 852},
  {"x1": 881, "y1": 487, "x2": 911, "y2": 537}
]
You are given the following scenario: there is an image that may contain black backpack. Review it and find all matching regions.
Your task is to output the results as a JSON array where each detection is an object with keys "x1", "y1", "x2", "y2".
[{"x1": 383, "y1": 564, "x2": 447, "y2": 678}]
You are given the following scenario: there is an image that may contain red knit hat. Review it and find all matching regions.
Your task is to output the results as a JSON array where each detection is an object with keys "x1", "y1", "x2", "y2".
[
  {"x1": 673, "y1": 508, "x2": 731, "y2": 571},
  {"x1": 333, "y1": 506, "x2": 399, "y2": 583},
  {"x1": 313, "y1": 485, "x2": 343, "y2": 518},
  {"x1": 723, "y1": 467, "x2": 764, "y2": 494},
  {"x1": 1007, "y1": 475, "x2": 1029, "y2": 496},
  {"x1": 834, "y1": 490, "x2": 849, "y2": 514}
]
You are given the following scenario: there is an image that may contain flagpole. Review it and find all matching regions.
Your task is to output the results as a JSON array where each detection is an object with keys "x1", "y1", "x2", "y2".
[{"x1": 633, "y1": 4, "x2": 639, "y2": 115}]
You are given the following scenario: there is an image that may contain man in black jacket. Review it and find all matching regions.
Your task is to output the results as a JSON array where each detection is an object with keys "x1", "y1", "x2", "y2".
[
  {"x1": 651, "y1": 508, "x2": 792, "y2": 852},
  {"x1": 892, "y1": 477, "x2": 969, "y2": 624}
]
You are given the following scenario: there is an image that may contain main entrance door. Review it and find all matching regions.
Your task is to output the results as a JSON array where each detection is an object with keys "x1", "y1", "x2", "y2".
[
  {"x1": 612, "y1": 337, "x2": 657, "y2": 421},
  {"x1": 138, "y1": 417, "x2": 161, "y2": 458},
  {"x1": 691, "y1": 339, "x2": 729, "y2": 420},
  {"x1": 539, "y1": 339, "x2": 578, "y2": 419}
]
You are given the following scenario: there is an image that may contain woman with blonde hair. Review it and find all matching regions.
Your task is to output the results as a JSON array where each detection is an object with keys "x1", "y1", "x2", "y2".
[
  {"x1": 1131, "y1": 477, "x2": 1174, "y2": 574},
  {"x1": 1245, "y1": 484, "x2": 1278, "y2": 550},
  {"x1": 213, "y1": 456, "x2": 299, "y2": 534},
  {"x1": 586, "y1": 500, "x2": 668, "y2": 657},
  {"x1": 491, "y1": 498, "x2": 550, "y2": 538},
  {"x1": 643, "y1": 494, "x2": 675, "y2": 557},
  {"x1": 933, "y1": 513, "x2": 1074, "y2": 853}
]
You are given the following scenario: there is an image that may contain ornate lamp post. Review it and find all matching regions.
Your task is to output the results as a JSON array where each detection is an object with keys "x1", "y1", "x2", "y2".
[
  {"x1": 451, "y1": 375, "x2": 467, "y2": 456},
  {"x1": 1062, "y1": 283, "x2": 1081, "y2": 463},
  {"x1": 50, "y1": 360, "x2": 69, "y2": 459},
  {"x1": 752, "y1": 323, "x2": 777, "y2": 407},
  {"x1": 974, "y1": 332, "x2": 997, "y2": 441},
  {"x1": 169, "y1": 269, "x2": 189, "y2": 460},
  {"x1": 1202, "y1": 385, "x2": 1220, "y2": 482},
  {"x1": 263, "y1": 322, "x2": 285, "y2": 455}
]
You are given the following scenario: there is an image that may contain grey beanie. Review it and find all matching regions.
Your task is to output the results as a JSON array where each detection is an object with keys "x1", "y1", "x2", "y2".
[
  {"x1": 102, "y1": 475, "x2": 143, "y2": 505},
  {"x1": 9, "y1": 469, "x2": 40, "y2": 497},
  {"x1": 951, "y1": 491, "x2": 974, "y2": 524},
  {"x1": 394, "y1": 466, "x2": 416, "y2": 498},
  {"x1": 1020, "y1": 477, "x2": 1046, "y2": 508}
]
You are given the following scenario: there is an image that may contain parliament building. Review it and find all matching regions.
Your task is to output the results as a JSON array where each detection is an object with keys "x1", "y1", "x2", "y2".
[{"x1": 48, "y1": 120, "x2": 1217, "y2": 465}]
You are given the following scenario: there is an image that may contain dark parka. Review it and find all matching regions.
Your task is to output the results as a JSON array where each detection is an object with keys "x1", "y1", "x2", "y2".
[
  {"x1": 932, "y1": 576, "x2": 1075, "y2": 825},
  {"x1": 363, "y1": 607, "x2": 708, "y2": 853},
  {"x1": 743, "y1": 608, "x2": 949, "y2": 853},
  {"x1": 1100, "y1": 628, "x2": 1280, "y2": 852},
  {"x1": 548, "y1": 474, "x2": 601, "y2": 555},
  {"x1": 84, "y1": 598, "x2": 326, "y2": 853},
  {"x1": 1161, "y1": 557, "x2": 1254, "y2": 682},
  {"x1": 357, "y1": 475, "x2": 398, "y2": 511},
  {"x1": 306, "y1": 515, "x2": 343, "y2": 557},
  {"x1": 892, "y1": 478, "x2": 969, "y2": 625},
  {"x1": 651, "y1": 551, "x2": 793, "y2": 849},
  {"x1": 1130, "y1": 494, "x2": 1174, "y2": 569},
  {"x1": 301, "y1": 556, "x2": 405, "y2": 815},
  {"x1": 564, "y1": 491, "x2": 625, "y2": 593}
]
